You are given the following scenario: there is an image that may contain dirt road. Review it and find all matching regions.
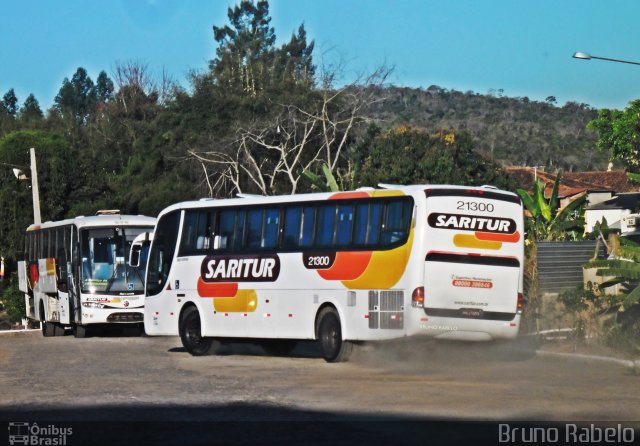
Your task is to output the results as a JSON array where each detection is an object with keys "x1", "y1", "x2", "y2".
[{"x1": 1, "y1": 331, "x2": 638, "y2": 445}]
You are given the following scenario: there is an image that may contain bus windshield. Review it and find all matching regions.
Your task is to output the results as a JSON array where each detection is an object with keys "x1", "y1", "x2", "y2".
[{"x1": 80, "y1": 226, "x2": 152, "y2": 295}]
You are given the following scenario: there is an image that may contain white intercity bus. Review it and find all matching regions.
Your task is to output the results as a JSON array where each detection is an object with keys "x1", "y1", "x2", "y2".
[
  {"x1": 18, "y1": 211, "x2": 156, "y2": 337},
  {"x1": 143, "y1": 185, "x2": 524, "y2": 362}
]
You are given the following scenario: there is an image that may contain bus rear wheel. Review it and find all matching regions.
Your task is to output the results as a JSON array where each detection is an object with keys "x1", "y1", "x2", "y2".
[
  {"x1": 180, "y1": 306, "x2": 217, "y2": 356},
  {"x1": 40, "y1": 303, "x2": 55, "y2": 337},
  {"x1": 316, "y1": 307, "x2": 353, "y2": 363}
]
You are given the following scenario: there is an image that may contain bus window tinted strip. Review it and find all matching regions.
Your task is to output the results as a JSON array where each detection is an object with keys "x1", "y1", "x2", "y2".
[
  {"x1": 177, "y1": 196, "x2": 414, "y2": 256},
  {"x1": 424, "y1": 188, "x2": 521, "y2": 205},
  {"x1": 426, "y1": 252, "x2": 520, "y2": 268}
]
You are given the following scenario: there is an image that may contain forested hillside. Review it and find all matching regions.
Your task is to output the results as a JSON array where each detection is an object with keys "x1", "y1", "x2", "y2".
[
  {"x1": 364, "y1": 85, "x2": 607, "y2": 171},
  {"x1": 0, "y1": 0, "x2": 613, "y2": 261}
]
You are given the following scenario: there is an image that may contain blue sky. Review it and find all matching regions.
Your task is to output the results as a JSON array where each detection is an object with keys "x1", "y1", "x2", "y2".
[{"x1": 2, "y1": 0, "x2": 640, "y2": 110}]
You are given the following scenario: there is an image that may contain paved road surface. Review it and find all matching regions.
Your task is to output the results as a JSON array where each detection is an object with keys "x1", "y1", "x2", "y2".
[{"x1": 1, "y1": 331, "x2": 638, "y2": 445}]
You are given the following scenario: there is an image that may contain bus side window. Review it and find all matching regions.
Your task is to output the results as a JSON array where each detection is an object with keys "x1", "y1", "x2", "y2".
[
  {"x1": 381, "y1": 199, "x2": 411, "y2": 244},
  {"x1": 217, "y1": 210, "x2": 235, "y2": 250},
  {"x1": 180, "y1": 210, "x2": 212, "y2": 254},
  {"x1": 246, "y1": 208, "x2": 263, "y2": 250},
  {"x1": 282, "y1": 206, "x2": 302, "y2": 249},
  {"x1": 335, "y1": 204, "x2": 354, "y2": 246},
  {"x1": 354, "y1": 203, "x2": 369, "y2": 245},
  {"x1": 315, "y1": 205, "x2": 337, "y2": 247},
  {"x1": 367, "y1": 202, "x2": 383, "y2": 246},
  {"x1": 300, "y1": 206, "x2": 315, "y2": 248},
  {"x1": 263, "y1": 208, "x2": 279, "y2": 248}
]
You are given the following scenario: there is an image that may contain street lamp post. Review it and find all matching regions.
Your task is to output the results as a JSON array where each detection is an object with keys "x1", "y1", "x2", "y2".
[
  {"x1": 573, "y1": 51, "x2": 640, "y2": 66},
  {"x1": 29, "y1": 148, "x2": 41, "y2": 225},
  {"x1": 10, "y1": 147, "x2": 42, "y2": 225}
]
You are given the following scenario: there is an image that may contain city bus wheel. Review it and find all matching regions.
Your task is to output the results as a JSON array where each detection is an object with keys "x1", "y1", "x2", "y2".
[
  {"x1": 180, "y1": 306, "x2": 216, "y2": 356},
  {"x1": 53, "y1": 323, "x2": 66, "y2": 336},
  {"x1": 42, "y1": 322, "x2": 55, "y2": 337},
  {"x1": 316, "y1": 307, "x2": 353, "y2": 363},
  {"x1": 41, "y1": 304, "x2": 55, "y2": 337},
  {"x1": 73, "y1": 324, "x2": 88, "y2": 338}
]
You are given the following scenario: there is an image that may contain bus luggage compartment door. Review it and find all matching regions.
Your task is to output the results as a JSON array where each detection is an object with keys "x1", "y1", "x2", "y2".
[{"x1": 424, "y1": 253, "x2": 519, "y2": 320}]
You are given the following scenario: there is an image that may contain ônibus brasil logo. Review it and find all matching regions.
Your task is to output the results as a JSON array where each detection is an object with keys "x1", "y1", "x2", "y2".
[{"x1": 8, "y1": 422, "x2": 73, "y2": 445}]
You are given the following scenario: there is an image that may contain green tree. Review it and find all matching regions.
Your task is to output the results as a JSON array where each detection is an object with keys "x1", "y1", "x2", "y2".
[
  {"x1": 516, "y1": 171, "x2": 586, "y2": 241},
  {"x1": 1, "y1": 274, "x2": 25, "y2": 322},
  {"x1": 353, "y1": 124, "x2": 514, "y2": 190},
  {"x1": 54, "y1": 67, "x2": 98, "y2": 125},
  {"x1": 0, "y1": 89, "x2": 19, "y2": 136},
  {"x1": 209, "y1": 0, "x2": 314, "y2": 104},
  {"x1": 587, "y1": 99, "x2": 640, "y2": 172},
  {"x1": 96, "y1": 70, "x2": 115, "y2": 103},
  {"x1": 0, "y1": 131, "x2": 76, "y2": 260},
  {"x1": 1, "y1": 89, "x2": 18, "y2": 116},
  {"x1": 19, "y1": 94, "x2": 44, "y2": 126},
  {"x1": 211, "y1": 0, "x2": 276, "y2": 97}
]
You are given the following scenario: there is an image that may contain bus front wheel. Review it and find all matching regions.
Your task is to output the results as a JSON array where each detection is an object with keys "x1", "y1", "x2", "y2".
[
  {"x1": 179, "y1": 306, "x2": 217, "y2": 356},
  {"x1": 316, "y1": 307, "x2": 353, "y2": 363}
]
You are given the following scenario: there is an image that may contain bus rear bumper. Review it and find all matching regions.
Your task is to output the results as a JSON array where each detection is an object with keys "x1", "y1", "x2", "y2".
[{"x1": 411, "y1": 314, "x2": 521, "y2": 341}]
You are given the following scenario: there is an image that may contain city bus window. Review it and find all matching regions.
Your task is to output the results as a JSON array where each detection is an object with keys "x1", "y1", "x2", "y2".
[
  {"x1": 43, "y1": 231, "x2": 49, "y2": 258},
  {"x1": 218, "y1": 210, "x2": 236, "y2": 250},
  {"x1": 301, "y1": 206, "x2": 316, "y2": 248},
  {"x1": 381, "y1": 199, "x2": 412, "y2": 244},
  {"x1": 263, "y1": 208, "x2": 279, "y2": 248},
  {"x1": 180, "y1": 211, "x2": 199, "y2": 253},
  {"x1": 335, "y1": 204, "x2": 354, "y2": 246},
  {"x1": 246, "y1": 208, "x2": 263, "y2": 249},
  {"x1": 354, "y1": 203, "x2": 370, "y2": 245},
  {"x1": 367, "y1": 202, "x2": 383, "y2": 245},
  {"x1": 282, "y1": 206, "x2": 302, "y2": 249},
  {"x1": 315, "y1": 205, "x2": 336, "y2": 247},
  {"x1": 180, "y1": 210, "x2": 212, "y2": 254}
]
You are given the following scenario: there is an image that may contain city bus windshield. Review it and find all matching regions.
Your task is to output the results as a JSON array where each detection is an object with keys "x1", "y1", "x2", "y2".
[{"x1": 80, "y1": 226, "x2": 152, "y2": 295}]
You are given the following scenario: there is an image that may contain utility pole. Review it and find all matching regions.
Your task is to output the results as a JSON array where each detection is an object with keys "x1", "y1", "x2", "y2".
[{"x1": 30, "y1": 148, "x2": 41, "y2": 224}]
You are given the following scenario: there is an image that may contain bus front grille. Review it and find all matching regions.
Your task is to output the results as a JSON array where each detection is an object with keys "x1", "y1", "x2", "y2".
[{"x1": 107, "y1": 312, "x2": 144, "y2": 323}]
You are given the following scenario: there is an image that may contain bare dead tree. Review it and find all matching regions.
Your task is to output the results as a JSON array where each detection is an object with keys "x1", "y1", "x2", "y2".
[{"x1": 189, "y1": 63, "x2": 393, "y2": 197}]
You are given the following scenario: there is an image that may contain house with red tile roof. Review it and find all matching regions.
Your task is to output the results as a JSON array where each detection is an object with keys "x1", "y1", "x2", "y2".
[{"x1": 505, "y1": 167, "x2": 640, "y2": 232}]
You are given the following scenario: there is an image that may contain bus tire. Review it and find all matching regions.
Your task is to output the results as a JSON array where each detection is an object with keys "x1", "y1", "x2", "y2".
[
  {"x1": 53, "y1": 323, "x2": 65, "y2": 336},
  {"x1": 40, "y1": 303, "x2": 55, "y2": 337},
  {"x1": 42, "y1": 322, "x2": 55, "y2": 337},
  {"x1": 316, "y1": 307, "x2": 353, "y2": 363},
  {"x1": 179, "y1": 306, "x2": 217, "y2": 356},
  {"x1": 73, "y1": 324, "x2": 88, "y2": 338}
]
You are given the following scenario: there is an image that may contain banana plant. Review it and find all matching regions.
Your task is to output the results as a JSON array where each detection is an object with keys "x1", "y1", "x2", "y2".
[
  {"x1": 516, "y1": 171, "x2": 587, "y2": 241},
  {"x1": 302, "y1": 162, "x2": 341, "y2": 192}
]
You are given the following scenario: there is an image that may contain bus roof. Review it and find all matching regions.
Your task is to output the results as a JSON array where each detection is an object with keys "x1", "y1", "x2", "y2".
[
  {"x1": 157, "y1": 184, "x2": 519, "y2": 216},
  {"x1": 26, "y1": 214, "x2": 156, "y2": 232}
]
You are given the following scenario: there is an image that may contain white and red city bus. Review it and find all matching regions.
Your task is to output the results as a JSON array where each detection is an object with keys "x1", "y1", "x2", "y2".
[
  {"x1": 143, "y1": 185, "x2": 524, "y2": 362},
  {"x1": 18, "y1": 211, "x2": 155, "y2": 337}
]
